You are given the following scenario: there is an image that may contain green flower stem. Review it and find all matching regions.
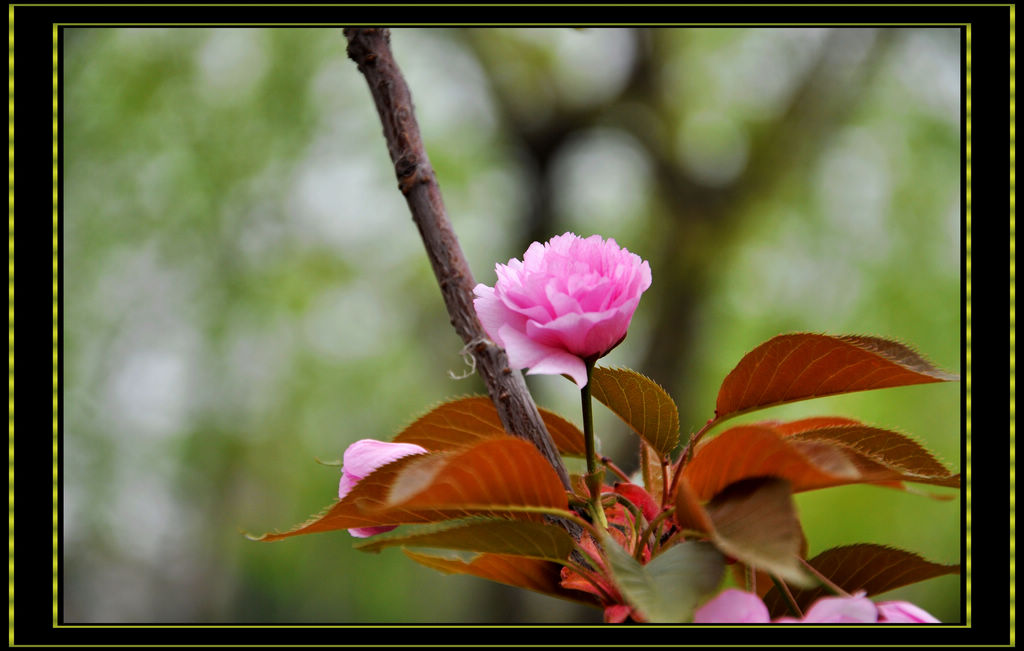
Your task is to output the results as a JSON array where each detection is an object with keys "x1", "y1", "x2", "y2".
[
  {"x1": 581, "y1": 359, "x2": 598, "y2": 477},
  {"x1": 581, "y1": 358, "x2": 608, "y2": 529}
]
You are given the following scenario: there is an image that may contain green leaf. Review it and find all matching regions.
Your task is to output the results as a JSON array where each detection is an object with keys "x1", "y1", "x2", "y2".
[
  {"x1": 353, "y1": 517, "x2": 577, "y2": 563},
  {"x1": 600, "y1": 534, "x2": 725, "y2": 623},
  {"x1": 590, "y1": 366, "x2": 680, "y2": 457}
]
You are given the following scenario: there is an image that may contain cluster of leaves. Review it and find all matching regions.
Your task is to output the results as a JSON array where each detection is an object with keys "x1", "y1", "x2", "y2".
[{"x1": 255, "y1": 333, "x2": 960, "y2": 622}]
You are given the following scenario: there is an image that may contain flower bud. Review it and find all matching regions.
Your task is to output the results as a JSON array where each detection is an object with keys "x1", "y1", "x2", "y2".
[{"x1": 338, "y1": 439, "x2": 427, "y2": 538}]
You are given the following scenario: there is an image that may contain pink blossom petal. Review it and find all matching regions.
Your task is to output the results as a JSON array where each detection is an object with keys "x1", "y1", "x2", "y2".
[
  {"x1": 877, "y1": 601, "x2": 940, "y2": 623},
  {"x1": 337, "y1": 439, "x2": 427, "y2": 539},
  {"x1": 474, "y1": 284, "x2": 525, "y2": 347},
  {"x1": 521, "y1": 240, "x2": 550, "y2": 267},
  {"x1": 338, "y1": 471, "x2": 360, "y2": 500},
  {"x1": 694, "y1": 589, "x2": 772, "y2": 623},
  {"x1": 472, "y1": 232, "x2": 651, "y2": 383},
  {"x1": 526, "y1": 307, "x2": 631, "y2": 359},
  {"x1": 341, "y1": 439, "x2": 428, "y2": 479},
  {"x1": 498, "y1": 324, "x2": 588, "y2": 386},
  {"x1": 797, "y1": 594, "x2": 879, "y2": 623},
  {"x1": 347, "y1": 525, "x2": 398, "y2": 538},
  {"x1": 544, "y1": 279, "x2": 583, "y2": 317},
  {"x1": 574, "y1": 277, "x2": 615, "y2": 312},
  {"x1": 526, "y1": 350, "x2": 588, "y2": 388}
]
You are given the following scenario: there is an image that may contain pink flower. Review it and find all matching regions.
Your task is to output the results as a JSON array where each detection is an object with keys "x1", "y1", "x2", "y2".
[
  {"x1": 473, "y1": 233, "x2": 651, "y2": 387},
  {"x1": 876, "y1": 600, "x2": 941, "y2": 623},
  {"x1": 338, "y1": 439, "x2": 428, "y2": 538},
  {"x1": 694, "y1": 589, "x2": 771, "y2": 623},
  {"x1": 693, "y1": 589, "x2": 940, "y2": 624},
  {"x1": 774, "y1": 593, "x2": 879, "y2": 623}
]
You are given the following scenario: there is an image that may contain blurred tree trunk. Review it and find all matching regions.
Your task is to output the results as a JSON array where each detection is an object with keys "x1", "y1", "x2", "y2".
[
  {"x1": 465, "y1": 27, "x2": 896, "y2": 435},
  {"x1": 459, "y1": 27, "x2": 897, "y2": 622}
]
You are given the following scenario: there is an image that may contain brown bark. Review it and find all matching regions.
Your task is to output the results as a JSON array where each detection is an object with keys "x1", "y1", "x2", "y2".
[{"x1": 343, "y1": 28, "x2": 571, "y2": 490}]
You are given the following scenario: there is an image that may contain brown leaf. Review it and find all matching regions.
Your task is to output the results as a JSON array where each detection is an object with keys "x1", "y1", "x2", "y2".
[
  {"x1": 539, "y1": 407, "x2": 586, "y2": 457},
  {"x1": 354, "y1": 517, "x2": 577, "y2": 563},
  {"x1": 788, "y1": 424, "x2": 958, "y2": 487},
  {"x1": 392, "y1": 396, "x2": 584, "y2": 457},
  {"x1": 640, "y1": 441, "x2": 666, "y2": 503},
  {"x1": 760, "y1": 416, "x2": 862, "y2": 435},
  {"x1": 569, "y1": 474, "x2": 590, "y2": 501},
  {"x1": 716, "y1": 334, "x2": 959, "y2": 420},
  {"x1": 762, "y1": 544, "x2": 960, "y2": 618},
  {"x1": 590, "y1": 366, "x2": 680, "y2": 457},
  {"x1": 683, "y1": 423, "x2": 959, "y2": 502},
  {"x1": 683, "y1": 425, "x2": 861, "y2": 501},
  {"x1": 253, "y1": 452, "x2": 434, "y2": 542},
  {"x1": 730, "y1": 524, "x2": 810, "y2": 598},
  {"x1": 387, "y1": 437, "x2": 571, "y2": 514},
  {"x1": 673, "y1": 475, "x2": 714, "y2": 535},
  {"x1": 253, "y1": 437, "x2": 570, "y2": 542},
  {"x1": 403, "y1": 549, "x2": 601, "y2": 606},
  {"x1": 703, "y1": 478, "x2": 812, "y2": 587},
  {"x1": 391, "y1": 396, "x2": 506, "y2": 451}
]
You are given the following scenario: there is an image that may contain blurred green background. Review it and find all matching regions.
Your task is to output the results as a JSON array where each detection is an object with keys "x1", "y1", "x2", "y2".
[{"x1": 62, "y1": 27, "x2": 962, "y2": 623}]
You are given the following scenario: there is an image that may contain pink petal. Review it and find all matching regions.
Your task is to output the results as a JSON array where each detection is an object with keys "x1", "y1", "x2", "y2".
[
  {"x1": 338, "y1": 471, "x2": 360, "y2": 500},
  {"x1": 497, "y1": 324, "x2": 588, "y2": 386},
  {"x1": 337, "y1": 439, "x2": 426, "y2": 539},
  {"x1": 526, "y1": 307, "x2": 630, "y2": 359},
  {"x1": 526, "y1": 350, "x2": 588, "y2": 388},
  {"x1": 521, "y1": 240, "x2": 549, "y2": 267},
  {"x1": 347, "y1": 525, "x2": 398, "y2": 538},
  {"x1": 694, "y1": 589, "x2": 772, "y2": 623},
  {"x1": 472, "y1": 232, "x2": 651, "y2": 383},
  {"x1": 797, "y1": 594, "x2": 879, "y2": 623},
  {"x1": 474, "y1": 284, "x2": 523, "y2": 347},
  {"x1": 877, "y1": 601, "x2": 940, "y2": 623},
  {"x1": 341, "y1": 439, "x2": 428, "y2": 479}
]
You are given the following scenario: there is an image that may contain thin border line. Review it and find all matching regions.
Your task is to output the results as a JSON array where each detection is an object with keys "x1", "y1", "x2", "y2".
[
  {"x1": 1009, "y1": 6, "x2": 1016, "y2": 647},
  {"x1": 44, "y1": 19, "x2": 979, "y2": 635},
  {"x1": 965, "y1": 21, "x2": 973, "y2": 629},
  {"x1": 48, "y1": 22, "x2": 972, "y2": 26},
  {"x1": 51, "y1": 20, "x2": 59, "y2": 635},
  {"x1": 6, "y1": 3, "x2": 11, "y2": 647},
  {"x1": 7, "y1": 2, "x2": 1020, "y2": 6}
]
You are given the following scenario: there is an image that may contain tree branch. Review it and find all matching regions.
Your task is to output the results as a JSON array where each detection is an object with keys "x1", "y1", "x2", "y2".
[{"x1": 343, "y1": 28, "x2": 571, "y2": 490}]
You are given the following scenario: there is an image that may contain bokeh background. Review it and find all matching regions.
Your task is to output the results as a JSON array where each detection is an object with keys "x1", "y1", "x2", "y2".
[{"x1": 62, "y1": 27, "x2": 962, "y2": 623}]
